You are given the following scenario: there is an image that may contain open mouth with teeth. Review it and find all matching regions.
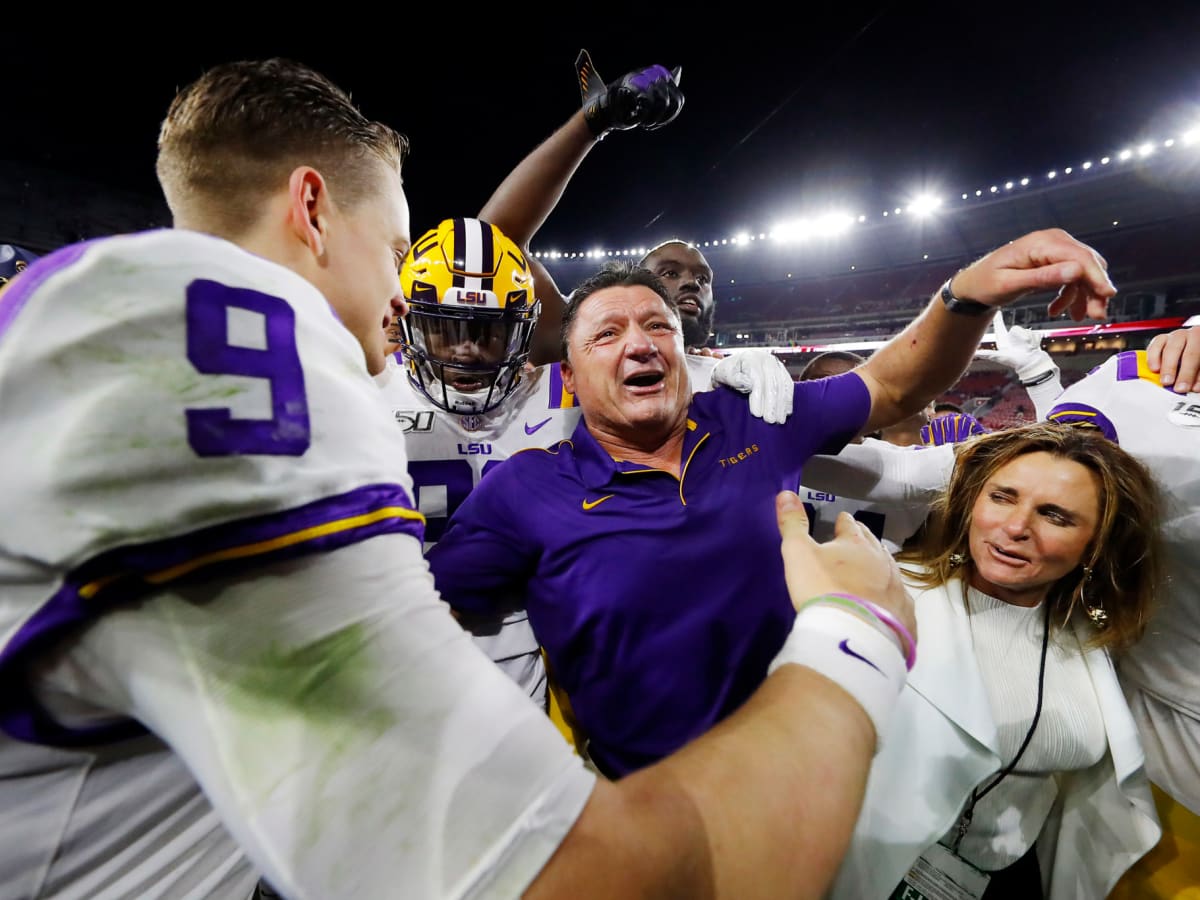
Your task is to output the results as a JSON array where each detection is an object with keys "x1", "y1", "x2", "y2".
[
  {"x1": 445, "y1": 369, "x2": 494, "y2": 392},
  {"x1": 675, "y1": 295, "x2": 701, "y2": 316}
]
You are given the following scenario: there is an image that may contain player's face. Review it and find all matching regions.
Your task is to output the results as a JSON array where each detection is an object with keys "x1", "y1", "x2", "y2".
[
  {"x1": 641, "y1": 243, "x2": 714, "y2": 349},
  {"x1": 967, "y1": 451, "x2": 1099, "y2": 607},
  {"x1": 422, "y1": 317, "x2": 509, "y2": 392},
  {"x1": 322, "y1": 164, "x2": 411, "y2": 376},
  {"x1": 562, "y1": 285, "x2": 689, "y2": 437}
]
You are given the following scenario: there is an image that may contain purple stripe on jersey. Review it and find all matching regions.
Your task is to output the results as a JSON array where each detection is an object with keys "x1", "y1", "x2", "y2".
[
  {"x1": 1116, "y1": 351, "x2": 1140, "y2": 382},
  {"x1": 0, "y1": 482, "x2": 423, "y2": 747},
  {"x1": 1046, "y1": 402, "x2": 1120, "y2": 444},
  {"x1": 0, "y1": 240, "x2": 95, "y2": 342}
]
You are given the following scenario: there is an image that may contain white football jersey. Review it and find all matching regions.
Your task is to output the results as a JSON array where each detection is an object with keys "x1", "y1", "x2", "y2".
[
  {"x1": 0, "y1": 230, "x2": 422, "y2": 895},
  {"x1": 1047, "y1": 351, "x2": 1200, "y2": 809},
  {"x1": 800, "y1": 438, "x2": 957, "y2": 553},
  {"x1": 0, "y1": 231, "x2": 594, "y2": 898}
]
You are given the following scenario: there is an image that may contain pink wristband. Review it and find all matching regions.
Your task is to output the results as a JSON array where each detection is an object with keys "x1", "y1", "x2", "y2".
[{"x1": 853, "y1": 597, "x2": 917, "y2": 672}]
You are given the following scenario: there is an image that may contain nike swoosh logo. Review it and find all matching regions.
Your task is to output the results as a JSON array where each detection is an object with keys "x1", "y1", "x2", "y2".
[
  {"x1": 582, "y1": 495, "x2": 615, "y2": 511},
  {"x1": 839, "y1": 639, "x2": 883, "y2": 674},
  {"x1": 525, "y1": 417, "x2": 552, "y2": 435}
]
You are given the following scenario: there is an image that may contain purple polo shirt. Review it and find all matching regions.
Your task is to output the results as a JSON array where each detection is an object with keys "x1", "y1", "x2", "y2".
[{"x1": 427, "y1": 373, "x2": 870, "y2": 775}]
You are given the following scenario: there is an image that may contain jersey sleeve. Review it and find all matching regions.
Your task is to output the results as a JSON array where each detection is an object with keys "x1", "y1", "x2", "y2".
[
  {"x1": 1044, "y1": 352, "x2": 1130, "y2": 441},
  {"x1": 27, "y1": 532, "x2": 594, "y2": 900},
  {"x1": 802, "y1": 438, "x2": 956, "y2": 504},
  {"x1": 0, "y1": 232, "x2": 423, "y2": 746}
]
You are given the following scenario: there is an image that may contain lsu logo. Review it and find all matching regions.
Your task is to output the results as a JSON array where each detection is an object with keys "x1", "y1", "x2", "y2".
[
  {"x1": 458, "y1": 442, "x2": 493, "y2": 455},
  {"x1": 395, "y1": 410, "x2": 435, "y2": 433},
  {"x1": 806, "y1": 490, "x2": 836, "y2": 502}
]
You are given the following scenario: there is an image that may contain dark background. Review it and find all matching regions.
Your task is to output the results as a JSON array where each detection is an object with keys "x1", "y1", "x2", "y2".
[{"x1": 7, "y1": 4, "x2": 1200, "y2": 250}]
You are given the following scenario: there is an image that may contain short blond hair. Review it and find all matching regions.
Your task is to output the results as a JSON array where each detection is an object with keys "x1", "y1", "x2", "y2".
[{"x1": 156, "y1": 58, "x2": 408, "y2": 236}]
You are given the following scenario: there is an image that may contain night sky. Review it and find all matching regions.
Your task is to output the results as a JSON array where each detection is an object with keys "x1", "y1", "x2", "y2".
[{"x1": 7, "y1": 4, "x2": 1200, "y2": 251}]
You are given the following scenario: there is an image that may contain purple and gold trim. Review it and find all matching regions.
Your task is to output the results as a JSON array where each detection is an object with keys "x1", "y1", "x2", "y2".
[
  {"x1": 547, "y1": 363, "x2": 580, "y2": 409},
  {"x1": 1046, "y1": 402, "x2": 1120, "y2": 444},
  {"x1": 0, "y1": 241, "x2": 95, "y2": 343},
  {"x1": 1115, "y1": 350, "x2": 1169, "y2": 389},
  {"x1": 0, "y1": 483, "x2": 424, "y2": 747}
]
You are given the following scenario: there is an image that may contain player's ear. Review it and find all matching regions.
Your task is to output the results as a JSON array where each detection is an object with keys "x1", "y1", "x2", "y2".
[
  {"x1": 561, "y1": 360, "x2": 575, "y2": 393},
  {"x1": 286, "y1": 166, "x2": 332, "y2": 258}
]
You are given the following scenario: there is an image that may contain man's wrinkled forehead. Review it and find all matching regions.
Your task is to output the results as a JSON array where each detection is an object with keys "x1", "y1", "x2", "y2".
[{"x1": 575, "y1": 284, "x2": 678, "y2": 330}]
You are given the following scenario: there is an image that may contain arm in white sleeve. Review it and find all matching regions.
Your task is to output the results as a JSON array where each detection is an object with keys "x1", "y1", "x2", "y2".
[
  {"x1": 31, "y1": 535, "x2": 593, "y2": 900},
  {"x1": 802, "y1": 438, "x2": 956, "y2": 504},
  {"x1": 1026, "y1": 373, "x2": 1065, "y2": 422}
]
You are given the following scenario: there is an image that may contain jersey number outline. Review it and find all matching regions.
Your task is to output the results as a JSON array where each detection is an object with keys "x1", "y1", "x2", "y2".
[
  {"x1": 409, "y1": 458, "x2": 502, "y2": 542},
  {"x1": 802, "y1": 502, "x2": 886, "y2": 541},
  {"x1": 185, "y1": 280, "x2": 311, "y2": 456}
]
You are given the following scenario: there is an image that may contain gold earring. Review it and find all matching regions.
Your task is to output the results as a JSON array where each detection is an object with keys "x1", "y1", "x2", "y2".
[
  {"x1": 1082, "y1": 566, "x2": 1108, "y2": 629},
  {"x1": 949, "y1": 553, "x2": 966, "y2": 567}
]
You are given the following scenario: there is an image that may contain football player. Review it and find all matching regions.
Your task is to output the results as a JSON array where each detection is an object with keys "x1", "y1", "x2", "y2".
[{"x1": 0, "y1": 56, "x2": 916, "y2": 900}]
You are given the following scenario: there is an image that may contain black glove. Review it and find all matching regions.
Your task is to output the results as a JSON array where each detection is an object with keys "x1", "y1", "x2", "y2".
[{"x1": 576, "y1": 49, "x2": 684, "y2": 138}]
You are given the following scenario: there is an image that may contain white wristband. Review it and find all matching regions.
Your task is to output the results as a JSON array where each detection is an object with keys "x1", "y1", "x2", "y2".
[{"x1": 768, "y1": 606, "x2": 908, "y2": 751}]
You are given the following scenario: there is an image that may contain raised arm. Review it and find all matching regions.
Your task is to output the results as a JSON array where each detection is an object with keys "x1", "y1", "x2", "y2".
[
  {"x1": 857, "y1": 228, "x2": 1114, "y2": 436},
  {"x1": 479, "y1": 52, "x2": 683, "y2": 364},
  {"x1": 974, "y1": 310, "x2": 1063, "y2": 420}
]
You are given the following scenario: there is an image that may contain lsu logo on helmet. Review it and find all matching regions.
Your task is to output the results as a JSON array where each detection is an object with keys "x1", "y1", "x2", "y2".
[{"x1": 398, "y1": 218, "x2": 539, "y2": 414}]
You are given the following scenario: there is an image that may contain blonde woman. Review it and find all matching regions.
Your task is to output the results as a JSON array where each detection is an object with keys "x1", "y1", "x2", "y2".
[{"x1": 833, "y1": 422, "x2": 1165, "y2": 900}]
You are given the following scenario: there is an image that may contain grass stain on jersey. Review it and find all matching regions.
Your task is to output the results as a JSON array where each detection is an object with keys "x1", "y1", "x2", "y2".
[{"x1": 216, "y1": 623, "x2": 400, "y2": 848}]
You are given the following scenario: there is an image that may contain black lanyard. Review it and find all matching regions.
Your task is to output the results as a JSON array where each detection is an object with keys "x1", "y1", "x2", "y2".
[{"x1": 950, "y1": 598, "x2": 1053, "y2": 854}]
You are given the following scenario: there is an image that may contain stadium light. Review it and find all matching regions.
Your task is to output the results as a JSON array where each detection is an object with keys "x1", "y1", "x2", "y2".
[
  {"x1": 1137, "y1": 142, "x2": 1155, "y2": 158},
  {"x1": 1082, "y1": 161, "x2": 1092, "y2": 169},
  {"x1": 770, "y1": 219, "x2": 811, "y2": 243},
  {"x1": 734, "y1": 232, "x2": 750, "y2": 246},
  {"x1": 1118, "y1": 148, "x2": 1133, "y2": 160},
  {"x1": 908, "y1": 193, "x2": 943, "y2": 217},
  {"x1": 1020, "y1": 177, "x2": 1030, "y2": 185},
  {"x1": 818, "y1": 212, "x2": 855, "y2": 235},
  {"x1": 1101, "y1": 156, "x2": 1110, "y2": 164},
  {"x1": 1184, "y1": 127, "x2": 1200, "y2": 145}
]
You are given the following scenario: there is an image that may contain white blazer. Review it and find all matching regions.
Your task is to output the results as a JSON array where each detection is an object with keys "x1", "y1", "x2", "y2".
[{"x1": 828, "y1": 576, "x2": 1161, "y2": 900}]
